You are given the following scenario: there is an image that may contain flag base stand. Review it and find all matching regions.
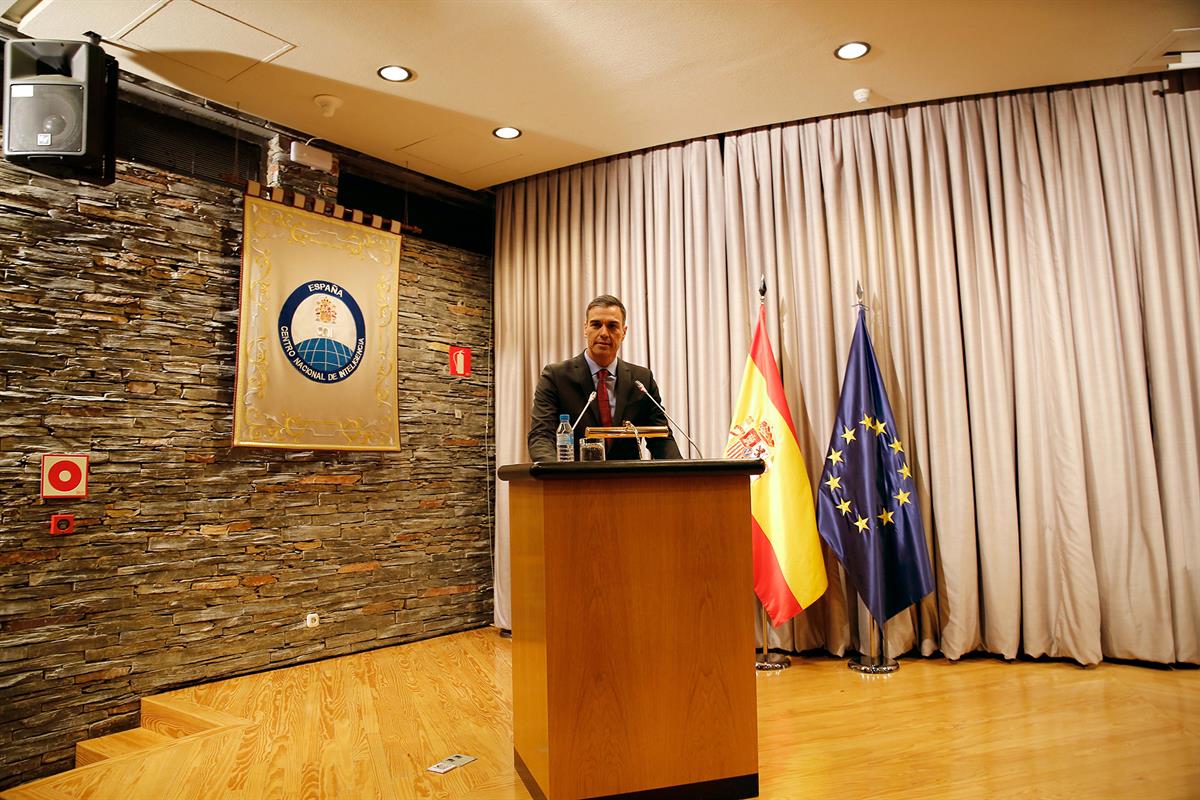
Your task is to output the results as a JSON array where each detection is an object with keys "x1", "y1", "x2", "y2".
[
  {"x1": 848, "y1": 652, "x2": 898, "y2": 674},
  {"x1": 848, "y1": 615, "x2": 898, "y2": 673},
  {"x1": 755, "y1": 606, "x2": 791, "y2": 670},
  {"x1": 756, "y1": 651, "x2": 791, "y2": 671}
]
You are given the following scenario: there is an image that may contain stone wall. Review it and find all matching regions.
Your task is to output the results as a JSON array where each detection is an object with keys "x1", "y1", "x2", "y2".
[{"x1": 0, "y1": 150, "x2": 494, "y2": 788}]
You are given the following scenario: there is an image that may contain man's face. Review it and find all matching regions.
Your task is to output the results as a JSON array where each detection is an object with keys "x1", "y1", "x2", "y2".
[{"x1": 584, "y1": 305, "x2": 626, "y2": 367}]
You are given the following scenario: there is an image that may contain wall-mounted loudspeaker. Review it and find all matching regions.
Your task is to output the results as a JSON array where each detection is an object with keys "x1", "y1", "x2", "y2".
[{"x1": 3, "y1": 38, "x2": 118, "y2": 184}]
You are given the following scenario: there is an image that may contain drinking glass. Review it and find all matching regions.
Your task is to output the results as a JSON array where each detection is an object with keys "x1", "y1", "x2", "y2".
[{"x1": 579, "y1": 438, "x2": 606, "y2": 461}]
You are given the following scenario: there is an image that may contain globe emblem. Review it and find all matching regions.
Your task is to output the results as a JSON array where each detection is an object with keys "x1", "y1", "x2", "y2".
[
  {"x1": 296, "y1": 333, "x2": 354, "y2": 371},
  {"x1": 278, "y1": 282, "x2": 366, "y2": 384}
]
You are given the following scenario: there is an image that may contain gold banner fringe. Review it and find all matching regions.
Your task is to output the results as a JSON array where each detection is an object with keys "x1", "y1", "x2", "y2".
[{"x1": 238, "y1": 178, "x2": 421, "y2": 235}]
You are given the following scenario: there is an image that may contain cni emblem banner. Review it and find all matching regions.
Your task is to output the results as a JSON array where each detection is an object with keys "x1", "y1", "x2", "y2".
[{"x1": 233, "y1": 195, "x2": 401, "y2": 450}]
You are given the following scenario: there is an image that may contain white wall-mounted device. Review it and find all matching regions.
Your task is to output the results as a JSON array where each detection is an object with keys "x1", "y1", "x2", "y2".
[{"x1": 289, "y1": 140, "x2": 334, "y2": 173}]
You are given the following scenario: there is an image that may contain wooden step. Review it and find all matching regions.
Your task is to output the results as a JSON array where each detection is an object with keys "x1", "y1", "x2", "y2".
[
  {"x1": 73, "y1": 696, "x2": 253, "y2": 769},
  {"x1": 75, "y1": 728, "x2": 174, "y2": 767},
  {"x1": 139, "y1": 696, "x2": 247, "y2": 738}
]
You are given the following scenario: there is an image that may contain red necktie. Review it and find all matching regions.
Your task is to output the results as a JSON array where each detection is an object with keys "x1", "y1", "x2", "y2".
[{"x1": 596, "y1": 369, "x2": 613, "y2": 426}]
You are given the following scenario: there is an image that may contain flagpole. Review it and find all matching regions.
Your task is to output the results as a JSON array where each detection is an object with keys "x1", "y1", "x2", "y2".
[
  {"x1": 847, "y1": 284, "x2": 898, "y2": 675},
  {"x1": 753, "y1": 275, "x2": 792, "y2": 672},
  {"x1": 849, "y1": 614, "x2": 897, "y2": 674},
  {"x1": 755, "y1": 604, "x2": 790, "y2": 671},
  {"x1": 876, "y1": 613, "x2": 892, "y2": 670}
]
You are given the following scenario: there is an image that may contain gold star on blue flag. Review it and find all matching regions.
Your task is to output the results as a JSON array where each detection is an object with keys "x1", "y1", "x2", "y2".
[{"x1": 816, "y1": 308, "x2": 934, "y2": 624}]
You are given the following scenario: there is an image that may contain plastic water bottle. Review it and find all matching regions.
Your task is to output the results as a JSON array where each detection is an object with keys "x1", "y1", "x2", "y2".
[{"x1": 556, "y1": 414, "x2": 575, "y2": 462}]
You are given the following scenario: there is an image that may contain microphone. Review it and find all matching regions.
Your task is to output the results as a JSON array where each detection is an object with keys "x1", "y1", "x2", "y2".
[
  {"x1": 571, "y1": 391, "x2": 597, "y2": 433},
  {"x1": 634, "y1": 380, "x2": 705, "y2": 459}
]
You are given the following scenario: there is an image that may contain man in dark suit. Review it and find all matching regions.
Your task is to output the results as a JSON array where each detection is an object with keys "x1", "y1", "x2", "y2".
[{"x1": 528, "y1": 294, "x2": 682, "y2": 462}]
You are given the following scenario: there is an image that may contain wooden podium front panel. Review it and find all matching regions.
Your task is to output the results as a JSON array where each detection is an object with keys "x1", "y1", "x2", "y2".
[
  {"x1": 510, "y1": 479, "x2": 552, "y2": 794},
  {"x1": 538, "y1": 474, "x2": 756, "y2": 798}
]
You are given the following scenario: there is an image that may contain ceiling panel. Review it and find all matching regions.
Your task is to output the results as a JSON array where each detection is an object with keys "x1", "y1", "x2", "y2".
[
  {"x1": 12, "y1": 0, "x2": 1199, "y2": 190},
  {"x1": 121, "y1": 0, "x2": 292, "y2": 81}
]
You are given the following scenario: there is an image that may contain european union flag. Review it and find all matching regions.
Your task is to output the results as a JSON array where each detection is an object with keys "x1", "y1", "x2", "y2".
[{"x1": 816, "y1": 309, "x2": 934, "y2": 625}]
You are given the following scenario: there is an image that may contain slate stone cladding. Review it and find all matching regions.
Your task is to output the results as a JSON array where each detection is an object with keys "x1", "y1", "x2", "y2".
[{"x1": 0, "y1": 151, "x2": 494, "y2": 788}]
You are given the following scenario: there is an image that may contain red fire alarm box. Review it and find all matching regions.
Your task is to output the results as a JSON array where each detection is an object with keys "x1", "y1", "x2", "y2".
[{"x1": 50, "y1": 513, "x2": 75, "y2": 535}]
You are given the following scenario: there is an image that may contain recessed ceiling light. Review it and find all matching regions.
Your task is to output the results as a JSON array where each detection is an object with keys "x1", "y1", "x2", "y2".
[
  {"x1": 493, "y1": 126, "x2": 522, "y2": 140},
  {"x1": 834, "y1": 41, "x2": 870, "y2": 60},
  {"x1": 377, "y1": 65, "x2": 413, "y2": 82}
]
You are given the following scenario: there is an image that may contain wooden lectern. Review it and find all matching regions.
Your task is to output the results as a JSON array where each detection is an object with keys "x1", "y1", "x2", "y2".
[{"x1": 499, "y1": 459, "x2": 764, "y2": 800}]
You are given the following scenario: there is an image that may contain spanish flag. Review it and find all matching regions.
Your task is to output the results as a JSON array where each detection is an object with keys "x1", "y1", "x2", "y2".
[{"x1": 725, "y1": 305, "x2": 827, "y2": 626}]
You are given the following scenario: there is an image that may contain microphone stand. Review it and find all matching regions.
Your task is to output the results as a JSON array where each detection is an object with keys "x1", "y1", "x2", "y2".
[
  {"x1": 633, "y1": 380, "x2": 705, "y2": 459},
  {"x1": 553, "y1": 391, "x2": 597, "y2": 460},
  {"x1": 571, "y1": 391, "x2": 597, "y2": 433}
]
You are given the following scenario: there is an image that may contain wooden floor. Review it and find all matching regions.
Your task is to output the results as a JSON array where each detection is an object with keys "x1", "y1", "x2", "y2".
[{"x1": 4, "y1": 628, "x2": 1198, "y2": 799}]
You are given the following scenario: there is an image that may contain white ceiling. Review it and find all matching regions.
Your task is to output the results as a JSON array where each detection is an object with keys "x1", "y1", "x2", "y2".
[{"x1": 10, "y1": 0, "x2": 1199, "y2": 191}]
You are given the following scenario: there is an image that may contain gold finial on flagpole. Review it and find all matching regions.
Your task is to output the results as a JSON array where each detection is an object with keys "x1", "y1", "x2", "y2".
[{"x1": 855, "y1": 281, "x2": 868, "y2": 311}]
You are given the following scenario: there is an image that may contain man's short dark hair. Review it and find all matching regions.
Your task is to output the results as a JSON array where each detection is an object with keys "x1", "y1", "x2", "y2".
[{"x1": 586, "y1": 294, "x2": 626, "y2": 323}]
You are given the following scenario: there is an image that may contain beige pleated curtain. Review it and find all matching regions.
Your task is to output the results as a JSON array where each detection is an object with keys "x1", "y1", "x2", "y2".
[{"x1": 492, "y1": 71, "x2": 1200, "y2": 665}]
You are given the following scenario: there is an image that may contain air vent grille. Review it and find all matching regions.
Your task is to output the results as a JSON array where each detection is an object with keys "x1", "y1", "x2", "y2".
[
  {"x1": 116, "y1": 100, "x2": 261, "y2": 183},
  {"x1": 338, "y1": 171, "x2": 493, "y2": 254}
]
